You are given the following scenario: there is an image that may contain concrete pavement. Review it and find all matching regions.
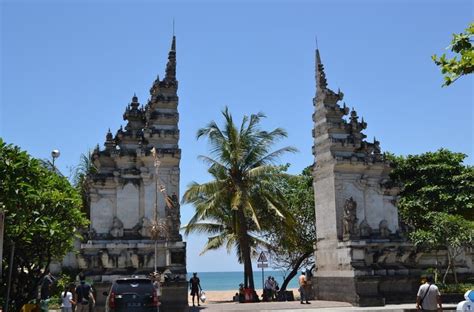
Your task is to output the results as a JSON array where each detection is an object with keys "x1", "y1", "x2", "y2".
[{"x1": 188, "y1": 300, "x2": 457, "y2": 312}]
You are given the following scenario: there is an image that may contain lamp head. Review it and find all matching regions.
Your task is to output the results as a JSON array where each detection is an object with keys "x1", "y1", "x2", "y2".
[{"x1": 51, "y1": 149, "x2": 60, "y2": 159}]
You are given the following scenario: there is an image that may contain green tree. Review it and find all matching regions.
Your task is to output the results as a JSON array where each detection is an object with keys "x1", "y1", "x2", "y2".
[
  {"x1": 432, "y1": 22, "x2": 474, "y2": 86},
  {"x1": 263, "y1": 166, "x2": 316, "y2": 292},
  {"x1": 0, "y1": 139, "x2": 89, "y2": 310},
  {"x1": 410, "y1": 213, "x2": 473, "y2": 284},
  {"x1": 182, "y1": 107, "x2": 296, "y2": 291},
  {"x1": 389, "y1": 149, "x2": 474, "y2": 283}
]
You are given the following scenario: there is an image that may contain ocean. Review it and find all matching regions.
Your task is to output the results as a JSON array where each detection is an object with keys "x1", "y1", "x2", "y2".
[{"x1": 186, "y1": 271, "x2": 299, "y2": 291}]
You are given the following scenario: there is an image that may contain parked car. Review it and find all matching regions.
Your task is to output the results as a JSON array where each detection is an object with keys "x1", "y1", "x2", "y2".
[{"x1": 103, "y1": 276, "x2": 159, "y2": 312}]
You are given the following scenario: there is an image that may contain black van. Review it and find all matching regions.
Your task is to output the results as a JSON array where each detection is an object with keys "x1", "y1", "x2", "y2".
[{"x1": 103, "y1": 277, "x2": 159, "y2": 312}]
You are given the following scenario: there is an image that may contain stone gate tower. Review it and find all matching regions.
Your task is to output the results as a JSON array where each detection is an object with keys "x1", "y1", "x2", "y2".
[
  {"x1": 79, "y1": 36, "x2": 187, "y2": 311},
  {"x1": 312, "y1": 49, "x2": 421, "y2": 306}
]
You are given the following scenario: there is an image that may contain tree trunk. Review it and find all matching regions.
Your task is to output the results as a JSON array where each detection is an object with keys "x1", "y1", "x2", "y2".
[
  {"x1": 280, "y1": 251, "x2": 312, "y2": 292},
  {"x1": 443, "y1": 252, "x2": 451, "y2": 284},
  {"x1": 237, "y1": 207, "x2": 255, "y2": 290},
  {"x1": 449, "y1": 248, "x2": 459, "y2": 284}
]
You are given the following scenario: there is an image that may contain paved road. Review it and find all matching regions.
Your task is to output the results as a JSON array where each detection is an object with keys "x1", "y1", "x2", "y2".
[
  {"x1": 188, "y1": 300, "x2": 457, "y2": 312},
  {"x1": 48, "y1": 301, "x2": 457, "y2": 312}
]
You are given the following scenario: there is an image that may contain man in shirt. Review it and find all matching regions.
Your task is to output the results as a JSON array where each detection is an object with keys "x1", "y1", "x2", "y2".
[
  {"x1": 189, "y1": 272, "x2": 202, "y2": 307},
  {"x1": 75, "y1": 273, "x2": 95, "y2": 312},
  {"x1": 416, "y1": 275, "x2": 442, "y2": 311}
]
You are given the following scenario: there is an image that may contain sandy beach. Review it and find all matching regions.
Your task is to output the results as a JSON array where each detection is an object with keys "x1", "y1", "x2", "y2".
[{"x1": 188, "y1": 288, "x2": 300, "y2": 304}]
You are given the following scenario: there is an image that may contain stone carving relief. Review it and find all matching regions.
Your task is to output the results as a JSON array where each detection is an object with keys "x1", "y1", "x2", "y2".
[
  {"x1": 165, "y1": 192, "x2": 181, "y2": 238},
  {"x1": 379, "y1": 219, "x2": 391, "y2": 238},
  {"x1": 77, "y1": 254, "x2": 88, "y2": 269},
  {"x1": 110, "y1": 216, "x2": 124, "y2": 238},
  {"x1": 342, "y1": 197, "x2": 359, "y2": 240},
  {"x1": 133, "y1": 217, "x2": 152, "y2": 237},
  {"x1": 99, "y1": 249, "x2": 114, "y2": 269},
  {"x1": 131, "y1": 252, "x2": 140, "y2": 268},
  {"x1": 359, "y1": 219, "x2": 372, "y2": 238},
  {"x1": 117, "y1": 250, "x2": 127, "y2": 268},
  {"x1": 170, "y1": 167, "x2": 180, "y2": 186}
]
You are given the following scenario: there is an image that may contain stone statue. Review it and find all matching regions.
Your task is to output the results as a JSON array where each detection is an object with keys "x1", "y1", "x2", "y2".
[
  {"x1": 110, "y1": 216, "x2": 124, "y2": 238},
  {"x1": 342, "y1": 197, "x2": 358, "y2": 239},
  {"x1": 379, "y1": 219, "x2": 391, "y2": 238},
  {"x1": 139, "y1": 217, "x2": 152, "y2": 237},
  {"x1": 99, "y1": 249, "x2": 114, "y2": 269},
  {"x1": 87, "y1": 227, "x2": 97, "y2": 241},
  {"x1": 133, "y1": 217, "x2": 152, "y2": 238},
  {"x1": 77, "y1": 254, "x2": 88, "y2": 269},
  {"x1": 359, "y1": 219, "x2": 372, "y2": 238}
]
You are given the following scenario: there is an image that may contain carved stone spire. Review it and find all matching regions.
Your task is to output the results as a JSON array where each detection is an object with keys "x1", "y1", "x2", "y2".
[
  {"x1": 315, "y1": 49, "x2": 328, "y2": 92},
  {"x1": 165, "y1": 36, "x2": 176, "y2": 81},
  {"x1": 105, "y1": 128, "x2": 115, "y2": 150}
]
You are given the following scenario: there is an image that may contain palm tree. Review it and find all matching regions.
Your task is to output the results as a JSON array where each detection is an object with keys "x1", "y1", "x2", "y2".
[
  {"x1": 182, "y1": 106, "x2": 296, "y2": 290},
  {"x1": 73, "y1": 150, "x2": 98, "y2": 218},
  {"x1": 183, "y1": 172, "x2": 268, "y2": 262}
]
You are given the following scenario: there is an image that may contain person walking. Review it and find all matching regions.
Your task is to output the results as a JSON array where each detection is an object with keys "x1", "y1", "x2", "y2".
[
  {"x1": 298, "y1": 271, "x2": 310, "y2": 304},
  {"x1": 75, "y1": 273, "x2": 95, "y2": 312},
  {"x1": 189, "y1": 272, "x2": 202, "y2": 307},
  {"x1": 416, "y1": 275, "x2": 442, "y2": 311},
  {"x1": 60, "y1": 284, "x2": 76, "y2": 312},
  {"x1": 40, "y1": 270, "x2": 56, "y2": 312}
]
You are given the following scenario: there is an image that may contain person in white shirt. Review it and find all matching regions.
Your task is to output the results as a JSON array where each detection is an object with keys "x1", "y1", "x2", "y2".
[
  {"x1": 61, "y1": 284, "x2": 76, "y2": 312},
  {"x1": 416, "y1": 275, "x2": 442, "y2": 311}
]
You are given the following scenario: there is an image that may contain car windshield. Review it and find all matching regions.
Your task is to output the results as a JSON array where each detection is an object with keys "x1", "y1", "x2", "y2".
[{"x1": 114, "y1": 279, "x2": 153, "y2": 295}]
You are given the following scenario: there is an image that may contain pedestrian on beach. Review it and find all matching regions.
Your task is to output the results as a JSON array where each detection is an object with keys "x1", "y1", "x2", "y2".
[
  {"x1": 74, "y1": 273, "x2": 95, "y2": 312},
  {"x1": 298, "y1": 271, "x2": 310, "y2": 304},
  {"x1": 271, "y1": 276, "x2": 279, "y2": 301},
  {"x1": 263, "y1": 276, "x2": 273, "y2": 301},
  {"x1": 416, "y1": 275, "x2": 442, "y2": 311},
  {"x1": 61, "y1": 284, "x2": 76, "y2": 312},
  {"x1": 189, "y1": 272, "x2": 202, "y2": 307}
]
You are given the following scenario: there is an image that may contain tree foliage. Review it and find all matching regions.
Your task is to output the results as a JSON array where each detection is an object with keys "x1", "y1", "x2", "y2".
[
  {"x1": 432, "y1": 22, "x2": 474, "y2": 86},
  {"x1": 72, "y1": 150, "x2": 98, "y2": 219},
  {"x1": 389, "y1": 149, "x2": 474, "y2": 283},
  {"x1": 0, "y1": 139, "x2": 89, "y2": 310},
  {"x1": 182, "y1": 107, "x2": 296, "y2": 291},
  {"x1": 263, "y1": 165, "x2": 315, "y2": 292}
]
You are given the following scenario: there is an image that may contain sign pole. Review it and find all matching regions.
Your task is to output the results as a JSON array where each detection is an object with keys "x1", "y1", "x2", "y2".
[{"x1": 257, "y1": 251, "x2": 269, "y2": 293}]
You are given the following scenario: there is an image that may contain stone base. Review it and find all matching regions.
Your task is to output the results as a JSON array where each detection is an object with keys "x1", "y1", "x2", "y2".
[{"x1": 313, "y1": 275, "x2": 420, "y2": 306}]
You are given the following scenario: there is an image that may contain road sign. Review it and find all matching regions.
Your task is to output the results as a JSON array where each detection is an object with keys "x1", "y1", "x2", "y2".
[
  {"x1": 257, "y1": 263, "x2": 269, "y2": 268},
  {"x1": 257, "y1": 251, "x2": 268, "y2": 263}
]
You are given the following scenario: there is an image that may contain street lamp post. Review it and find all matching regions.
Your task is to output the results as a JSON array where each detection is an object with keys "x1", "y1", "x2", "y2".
[{"x1": 51, "y1": 149, "x2": 60, "y2": 172}]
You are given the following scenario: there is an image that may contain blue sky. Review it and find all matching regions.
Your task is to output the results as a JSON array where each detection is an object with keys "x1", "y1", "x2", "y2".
[{"x1": 1, "y1": 0, "x2": 472, "y2": 272}]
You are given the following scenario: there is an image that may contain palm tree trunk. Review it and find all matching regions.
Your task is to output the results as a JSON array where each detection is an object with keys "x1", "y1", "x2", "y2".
[{"x1": 237, "y1": 207, "x2": 255, "y2": 290}]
